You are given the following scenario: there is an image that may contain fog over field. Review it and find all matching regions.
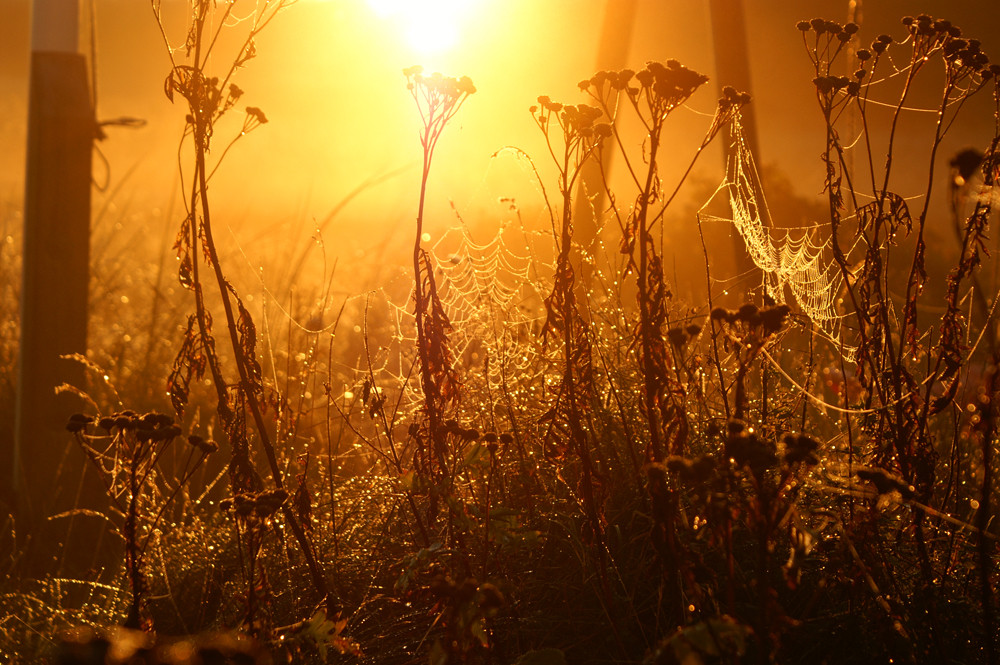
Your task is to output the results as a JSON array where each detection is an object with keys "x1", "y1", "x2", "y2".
[
  {"x1": 4, "y1": 2, "x2": 1000, "y2": 662},
  {"x1": 3, "y1": 1, "x2": 996, "y2": 246}
]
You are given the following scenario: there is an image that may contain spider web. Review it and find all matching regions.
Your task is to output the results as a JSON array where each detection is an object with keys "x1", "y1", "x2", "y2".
[
  {"x1": 377, "y1": 213, "x2": 549, "y2": 414},
  {"x1": 699, "y1": 117, "x2": 854, "y2": 358}
]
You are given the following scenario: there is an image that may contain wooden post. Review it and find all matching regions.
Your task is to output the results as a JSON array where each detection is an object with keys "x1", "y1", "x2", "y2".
[
  {"x1": 709, "y1": 0, "x2": 761, "y2": 282},
  {"x1": 13, "y1": 0, "x2": 94, "y2": 565},
  {"x1": 844, "y1": 0, "x2": 863, "y2": 193},
  {"x1": 575, "y1": 0, "x2": 638, "y2": 295}
]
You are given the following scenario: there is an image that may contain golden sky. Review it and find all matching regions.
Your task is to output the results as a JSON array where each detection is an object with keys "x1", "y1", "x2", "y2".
[{"x1": 2, "y1": 0, "x2": 999, "y2": 296}]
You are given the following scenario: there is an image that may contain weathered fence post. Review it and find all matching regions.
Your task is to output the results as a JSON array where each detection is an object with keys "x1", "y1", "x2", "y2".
[
  {"x1": 14, "y1": 0, "x2": 94, "y2": 569},
  {"x1": 575, "y1": 0, "x2": 637, "y2": 297},
  {"x1": 709, "y1": 0, "x2": 762, "y2": 280}
]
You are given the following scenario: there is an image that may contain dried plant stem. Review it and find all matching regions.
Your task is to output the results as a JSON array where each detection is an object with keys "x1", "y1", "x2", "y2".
[
  {"x1": 413, "y1": 130, "x2": 445, "y2": 473},
  {"x1": 123, "y1": 455, "x2": 144, "y2": 629},
  {"x1": 192, "y1": 144, "x2": 336, "y2": 614},
  {"x1": 156, "y1": 0, "x2": 338, "y2": 617},
  {"x1": 636, "y1": 128, "x2": 665, "y2": 461}
]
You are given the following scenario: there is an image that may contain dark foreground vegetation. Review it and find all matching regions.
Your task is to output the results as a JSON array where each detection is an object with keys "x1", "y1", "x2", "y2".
[{"x1": 3, "y1": 4, "x2": 1000, "y2": 664}]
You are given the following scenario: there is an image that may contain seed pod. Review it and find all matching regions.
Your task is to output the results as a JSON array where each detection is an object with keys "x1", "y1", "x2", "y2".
[{"x1": 66, "y1": 413, "x2": 94, "y2": 433}]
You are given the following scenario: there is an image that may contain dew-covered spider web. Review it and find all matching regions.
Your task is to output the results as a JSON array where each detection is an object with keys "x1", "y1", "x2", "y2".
[
  {"x1": 698, "y1": 117, "x2": 856, "y2": 359},
  {"x1": 375, "y1": 204, "x2": 550, "y2": 413}
]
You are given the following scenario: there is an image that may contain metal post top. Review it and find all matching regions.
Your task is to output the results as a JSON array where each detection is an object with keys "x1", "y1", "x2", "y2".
[{"x1": 31, "y1": 0, "x2": 80, "y2": 54}]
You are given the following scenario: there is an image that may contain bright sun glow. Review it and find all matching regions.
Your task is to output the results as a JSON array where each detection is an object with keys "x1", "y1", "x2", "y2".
[{"x1": 368, "y1": 0, "x2": 472, "y2": 54}]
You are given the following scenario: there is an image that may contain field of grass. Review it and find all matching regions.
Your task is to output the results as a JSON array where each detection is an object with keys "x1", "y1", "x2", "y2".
[{"x1": 2, "y1": 4, "x2": 1000, "y2": 664}]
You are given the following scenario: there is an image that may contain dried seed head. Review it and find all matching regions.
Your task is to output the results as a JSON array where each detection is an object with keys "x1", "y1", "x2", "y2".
[
  {"x1": 594, "y1": 123, "x2": 613, "y2": 139},
  {"x1": 760, "y1": 304, "x2": 792, "y2": 334},
  {"x1": 737, "y1": 303, "x2": 760, "y2": 323},
  {"x1": 188, "y1": 435, "x2": 218, "y2": 454},
  {"x1": 66, "y1": 413, "x2": 94, "y2": 433},
  {"x1": 857, "y1": 467, "x2": 914, "y2": 499},
  {"x1": 245, "y1": 106, "x2": 267, "y2": 124},
  {"x1": 782, "y1": 433, "x2": 820, "y2": 465},
  {"x1": 725, "y1": 429, "x2": 777, "y2": 472},
  {"x1": 667, "y1": 327, "x2": 688, "y2": 347}
]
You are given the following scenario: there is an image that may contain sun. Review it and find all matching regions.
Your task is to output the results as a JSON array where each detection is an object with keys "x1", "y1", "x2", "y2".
[{"x1": 368, "y1": 0, "x2": 472, "y2": 55}]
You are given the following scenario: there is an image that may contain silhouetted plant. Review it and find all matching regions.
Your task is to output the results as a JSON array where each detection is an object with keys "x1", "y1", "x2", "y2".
[
  {"x1": 8, "y1": 8, "x2": 1000, "y2": 665},
  {"x1": 152, "y1": 0, "x2": 337, "y2": 625},
  {"x1": 403, "y1": 67, "x2": 474, "y2": 472},
  {"x1": 67, "y1": 410, "x2": 215, "y2": 629},
  {"x1": 402, "y1": 66, "x2": 477, "y2": 556},
  {"x1": 529, "y1": 95, "x2": 606, "y2": 546},
  {"x1": 579, "y1": 61, "x2": 751, "y2": 634},
  {"x1": 797, "y1": 13, "x2": 1000, "y2": 660}
]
